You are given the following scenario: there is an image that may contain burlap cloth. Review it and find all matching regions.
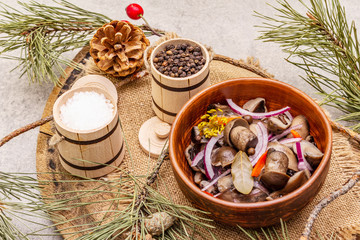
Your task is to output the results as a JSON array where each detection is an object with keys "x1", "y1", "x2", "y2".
[{"x1": 37, "y1": 36, "x2": 360, "y2": 239}]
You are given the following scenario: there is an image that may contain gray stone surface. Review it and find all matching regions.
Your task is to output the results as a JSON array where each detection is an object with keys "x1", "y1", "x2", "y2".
[{"x1": 0, "y1": 0, "x2": 359, "y2": 238}]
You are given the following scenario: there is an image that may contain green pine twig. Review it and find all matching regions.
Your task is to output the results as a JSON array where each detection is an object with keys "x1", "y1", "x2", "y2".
[
  {"x1": 255, "y1": 0, "x2": 360, "y2": 131},
  {"x1": 0, "y1": 0, "x2": 157, "y2": 86},
  {"x1": 0, "y1": 0, "x2": 112, "y2": 85}
]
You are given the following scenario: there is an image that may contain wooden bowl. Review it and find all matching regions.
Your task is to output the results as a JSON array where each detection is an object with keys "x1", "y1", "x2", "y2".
[{"x1": 169, "y1": 78, "x2": 332, "y2": 227}]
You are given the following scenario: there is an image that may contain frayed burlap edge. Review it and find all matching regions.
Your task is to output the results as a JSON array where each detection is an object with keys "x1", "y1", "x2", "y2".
[{"x1": 330, "y1": 129, "x2": 360, "y2": 239}]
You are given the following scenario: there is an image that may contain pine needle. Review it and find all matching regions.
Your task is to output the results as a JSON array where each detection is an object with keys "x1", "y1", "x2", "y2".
[
  {"x1": 0, "y1": 0, "x2": 111, "y2": 85},
  {"x1": 0, "y1": 0, "x2": 156, "y2": 85},
  {"x1": 255, "y1": 0, "x2": 360, "y2": 131}
]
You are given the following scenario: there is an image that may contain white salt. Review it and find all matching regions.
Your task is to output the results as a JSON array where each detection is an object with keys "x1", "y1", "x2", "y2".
[{"x1": 60, "y1": 91, "x2": 114, "y2": 131}]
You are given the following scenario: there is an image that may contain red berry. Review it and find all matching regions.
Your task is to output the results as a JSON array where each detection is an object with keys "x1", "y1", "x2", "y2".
[
  {"x1": 121, "y1": 20, "x2": 130, "y2": 23},
  {"x1": 125, "y1": 3, "x2": 144, "y2": 20}
]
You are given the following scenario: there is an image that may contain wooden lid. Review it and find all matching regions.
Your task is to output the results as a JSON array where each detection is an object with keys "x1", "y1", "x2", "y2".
[
  {"x1": 138, "y1": 117, "x2": 170, "y2": 157},
  {"x1": 72, "y1": 75, "x2": 118, "y2": 101}
]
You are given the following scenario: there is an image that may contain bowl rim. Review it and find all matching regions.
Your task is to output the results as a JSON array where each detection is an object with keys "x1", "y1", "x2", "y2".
[
  {"x1": 149, "y1": 38, "x2": 210, "y2": 81},
  {"x1": 169, "y1": 77, "x2": 333, "y2": 209}
]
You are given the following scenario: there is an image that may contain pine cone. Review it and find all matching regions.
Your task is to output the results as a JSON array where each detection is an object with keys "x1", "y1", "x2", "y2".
[{"x1": 90, "y1": 20, "x2": 150, "y2": 77}]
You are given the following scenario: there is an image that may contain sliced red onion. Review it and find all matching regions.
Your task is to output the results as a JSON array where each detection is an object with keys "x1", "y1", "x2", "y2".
[
  {"x1": 279, "y1": 137, "x2": 302, "y2": 145},
  {"x1": 191, "y1": 150, "x2": 204, "y2": 167},
  {"x1": 250, "y1": 121, "x2": 268, "y2": 166},
  {"x1": 213, "y1": 192, "x2": 222, "y2": 198},
  {"x1": 268, "y1": 133, "x2": 274, "y2": 141},
  {"x1": 269, "y1": 124, "x2": 303, "y2": 142},
  {"x1": 284, "y1": 111, "x2": 293, "y2": 122},
  {"x1": 295, "y1": 141, "x2": 313, "y2": 172},
  {"x1": 254, "y1": 181, "x2": 270, "y2": 195},
  {"x1": 201, "y1": 169, "x2": 231, "y2": 192},
  {"x1": 226, "y1": 99, "x2": 291, "y2": 119},
  {"x1": 204, "y1": 134, "x2": 223, "y2": 180},
  {"x1": 250, "y1": 124, "x2": 262, "y2": 161}
]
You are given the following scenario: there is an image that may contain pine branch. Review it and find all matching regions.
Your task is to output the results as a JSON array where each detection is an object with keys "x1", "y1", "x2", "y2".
[
  {"x1": 255, "y1": 0, "x2": 360, "y2": 131},
  {"x1": 0, "y1": 172, "x2": 64, "y2": 239},
  {"x1": 300, "y1": 171, "x2": 360, "y2": 240},
  {"x1": 0, "y1": 0, "x2": 112, "y2": 85},
  {"x1": 0, "y1": 0, "x2": 156, "y2": 85},
  {"x1": 0, "y1": 115, "x2": 53, "y2": 147}
]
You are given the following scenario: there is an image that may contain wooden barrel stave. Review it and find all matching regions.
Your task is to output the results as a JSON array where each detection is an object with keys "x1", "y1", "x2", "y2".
[{"x1": 53, "y1": 86, "x2": 124, "y2": 178}]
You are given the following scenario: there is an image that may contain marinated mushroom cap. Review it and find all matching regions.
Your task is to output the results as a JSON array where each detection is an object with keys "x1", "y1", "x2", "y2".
[
  {"x1": 287, "y1": 115, "x2": 309, "y2": 139},
  {"x1": 199, "y1": 180, "x2": 217, "y2": 195},
  {"x1": 207, "y1": 103, "x2": 239, "y2": 117},
  {"x1": 194, "y1": 172, "x2": 206, "y2": 185},
  {"x1": 249, "y1": 123, "x2": 258, "y2": 135},
  {"x1": 267, "y1": 170, "x2": 309, "y2": 200},
  {"x1": 224, "y1": 118, "x2": 250, "y2": 147},
  {"x1": 295, "y1": 140, "x2": 324, "y2": 168},
  {"x1": 243, "y1": 97, "x2": 267, "y2": 113},
  {"x1": 185, "y1": 144, "x2": 206, "y2": 174},
  {"x1": 191, "y1": 126, "x2": 202, "y2": 143},
  {"x1": 211, "y1": 146, "x2": 237, "y2": 167},
  {"x1": 267, "y1": 142, "x2": 298, "y2": 171},
  {"x1": 260, "y1": 149, "x2": 290, "y2": 191},
  {"x1": 267, "y1": 114, "x2": 292, "y2": 134},
  {"x1": 218, "y1": 187, "x2": 268, "y2": 203},
  {"x1": 230, "y1": 126, "x2": 258, "y2": 152},
  {"x1": 185, "y1": 144, "x2": 200, "y2": 172},
  {"x1": 217, "y1": 175, "x2": 233, "y2": 192}
]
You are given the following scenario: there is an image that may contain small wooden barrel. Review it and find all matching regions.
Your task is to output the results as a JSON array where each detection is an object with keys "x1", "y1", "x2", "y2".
[
  {"x1": 150, "y1": 38, "x2": 210, "y2": 123},
  {"x1": 53, "y1": 86, "x2": 124, "y2": 178},
  {"x1": 72, "y1": 75, "x2": 118, "y2": 101}
]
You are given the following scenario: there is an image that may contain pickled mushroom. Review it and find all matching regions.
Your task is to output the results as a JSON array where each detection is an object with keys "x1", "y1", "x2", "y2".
[
  {"x1": 243, "y1": 97, "x2": 267, "y2": 113},
  {"x1": 230, "y1": 126, "x2": 258, "y2": 151},
  {"x1": 287, "y1": 115, "x2": 309, "y2": 139},
  {"x1": 267, "y1": 114, "x2": 292, "y2": 134},
  {"x1": 224, "y1": 118, "x2": 249, "y2": 148},
  {"x1": 207, "y1": 103, "x2": 239, "y2": 117},
  {"x1": 267, "y1": 170, "x2": 309, "y2": 200},
  {"x1": 211, "y1": 146, "x2": 237, "y2": 167},
  {"x1": 295, "y1": 140, "x2": 324, "y2": 168},
  {"x1": 191, "y1": 126, "x2": 202, "y2": 143},
  {"x1": 186, "y1": 97, "x2": 324, "y2": 203},
  {"x1": 185, "y1": 144, "x2": 200, "y2": 172},
  {"x1": 218, "y1": 187, "x2": 268, "y2": 203},
  {"x1": 199, "y1": 180, "x2": 217, "y2": 195},
  {"x1": 267, "y1": 142, "x2": 298, "y2": 172},
  {"x1": 217, "y1": 175, "x2": 233, "y2": 192},
  {"x1": 194, "y1": 172, "x2": 206, "y2": 184},
  {"x1": 260, "y1": 149, "x2": 290, "y2": 191}
]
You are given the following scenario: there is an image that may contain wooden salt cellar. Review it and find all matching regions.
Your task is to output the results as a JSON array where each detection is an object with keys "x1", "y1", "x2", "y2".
[
  {"x1": 150, "y1": 38, "x2": 210, "y2": 124},
  {"x1": 53, "y1": 84, "x2": 124, "y2": 178}
]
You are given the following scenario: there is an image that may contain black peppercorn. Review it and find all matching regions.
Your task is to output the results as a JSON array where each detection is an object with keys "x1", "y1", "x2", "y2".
[{"x1": 153, "y1": 43, "x2": 206, "y2": 78}]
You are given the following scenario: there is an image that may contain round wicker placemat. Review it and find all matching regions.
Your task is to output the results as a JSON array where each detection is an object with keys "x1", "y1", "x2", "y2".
[{"x1": 36, "y1": 42, "x2": 360, "y2": 239}]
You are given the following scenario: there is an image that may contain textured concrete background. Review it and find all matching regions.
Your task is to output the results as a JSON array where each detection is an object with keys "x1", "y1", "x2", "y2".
[{"x1": 0, "y1": 0, "x2": 359, "y2": 238}]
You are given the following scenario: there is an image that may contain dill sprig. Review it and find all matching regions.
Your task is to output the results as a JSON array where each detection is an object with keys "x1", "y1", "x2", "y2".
[
  {"x1": 255, "y1": 0, "x2": 360, "y2": 131},
  {"x1": 198, "y1": 109, "x2": 229, "y2": 138}
]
